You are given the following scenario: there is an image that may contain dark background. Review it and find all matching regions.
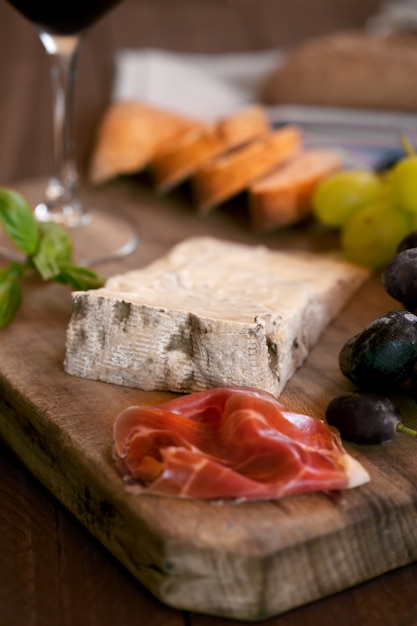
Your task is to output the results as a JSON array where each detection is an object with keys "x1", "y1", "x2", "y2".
[{"x1": 0, "y1": 0, "x2": 382, "y2": 184}]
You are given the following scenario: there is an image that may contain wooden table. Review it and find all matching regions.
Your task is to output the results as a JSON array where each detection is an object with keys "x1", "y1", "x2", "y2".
[
  {"x1": 2, "y1": 179, "x2": 417, "y2": 626},
  {"x1": 2, "y1": 1, "x2": 417, "y2": 625}
]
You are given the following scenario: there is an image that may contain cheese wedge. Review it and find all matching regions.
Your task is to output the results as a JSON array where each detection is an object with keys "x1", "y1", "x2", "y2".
[{"x1": 64, "y1": 237, "x2": 369, "y2": 397}]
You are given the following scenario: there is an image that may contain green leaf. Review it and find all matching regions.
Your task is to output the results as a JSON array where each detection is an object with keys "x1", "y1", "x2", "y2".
[
  {"x1": 38, "y1": 222, "x2": 73, "y2": 262},
  {"x1": 0, "y1": 267, "x2": 22, "y2": 328},
  {"x1": 0, "y1": 188, "x2": 39, "y2": 255},
  {"x1": 0, "y1": 187, "x2": 105, "y2": 327},
  {"x1": 55, "y1": 263, "x2": 105, "y2": 291},
  {"x1": 31, "y1": 252, "x2": 60, "y2": 281},
  {"x1": 8, "y1": 260, "x2": 25, "y2": 280},
  {"x1": 31, "y1": 222, "x2": 74, "y2": 280}
]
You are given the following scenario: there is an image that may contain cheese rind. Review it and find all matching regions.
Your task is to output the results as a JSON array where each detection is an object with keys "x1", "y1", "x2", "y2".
[{"x1": 64, "y1": 237, "x2": 369, "y2": 396}]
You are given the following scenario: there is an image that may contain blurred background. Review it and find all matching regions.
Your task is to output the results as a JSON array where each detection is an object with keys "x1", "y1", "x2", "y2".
[{"x1": 0, "y1": 0, "x2": 402, "y2": 184}]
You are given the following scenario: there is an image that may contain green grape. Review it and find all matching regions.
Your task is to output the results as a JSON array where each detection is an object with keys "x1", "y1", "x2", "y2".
[
  {"x1": 313, "y1": 170, "x2": 383, "y2": 228},
  {"x1": 341, "y1": 201, "x2": 412, "y2": 269},
  {"x1": 389, "y1": 155, "x2": 417, "y2": 217},
  {"x1": 406, "y1": 211, "x2": 417, "y2": 231}
]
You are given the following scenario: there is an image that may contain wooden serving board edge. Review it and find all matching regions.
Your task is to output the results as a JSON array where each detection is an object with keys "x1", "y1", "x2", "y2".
[
  {"x1": 2, "y1": 380, "x2": 417, "y2": 622},
  {"x1": 2, "y1": 180, "x2": 417, "y2": 621}
]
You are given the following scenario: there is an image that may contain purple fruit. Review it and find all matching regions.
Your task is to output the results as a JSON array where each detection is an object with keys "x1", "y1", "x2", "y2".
[{"x1": 326, "y1": 391, "x2": 416, "y2": 444}]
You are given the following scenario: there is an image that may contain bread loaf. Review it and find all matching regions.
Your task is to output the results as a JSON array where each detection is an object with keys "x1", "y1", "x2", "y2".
[
  {"x1": 249, "y1": 149, "x2": 343, "y2": 232},
  {"x1": 192, "y1": 126, "x2": 302, "y2": 214},
  {"x1": 151, "y1": 105, "x2": 270, "y2": 192},
  {"x1": 261, "y1": 31, "x2": 417, "y2": 111}
]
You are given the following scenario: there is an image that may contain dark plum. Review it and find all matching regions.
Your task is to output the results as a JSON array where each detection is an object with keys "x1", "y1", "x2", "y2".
[
  {"x1": 411, "y1": 362, "x2": 417, "y2": 402},
  {"x1": 325, "y1": 391, "x2": 417, "y2": 444},
  {"x1": 397, "y1": 230, "x2": 417, "y2": 253},
  {"x1": 382, "y1": 248, "x2": 417, "y2": 311},
  {"x1": 339, "y1": 310, "x2": 417, "y2": 390}
]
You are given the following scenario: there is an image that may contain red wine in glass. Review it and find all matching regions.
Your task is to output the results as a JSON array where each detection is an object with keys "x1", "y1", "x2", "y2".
[
  {"x1": 5, "y1": 0, "x2": 124, "y2": 34},
  {"x1": 4, "y1": 0, "x2": 138, "y2": 264}
]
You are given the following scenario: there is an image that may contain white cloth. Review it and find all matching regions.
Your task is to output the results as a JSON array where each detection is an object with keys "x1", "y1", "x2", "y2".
[{"x1": 112, "y1": 48, "x2": 284, "y2": 121}]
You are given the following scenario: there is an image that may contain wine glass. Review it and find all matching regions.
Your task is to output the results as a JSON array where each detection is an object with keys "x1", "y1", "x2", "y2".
[{"x1": 3, "y1": 0, "x2": 139, "y2": 264}]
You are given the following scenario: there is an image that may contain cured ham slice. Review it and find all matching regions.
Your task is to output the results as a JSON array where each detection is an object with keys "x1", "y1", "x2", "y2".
[{"x1": 113, "y1": 387, "x2": 370, "y2": 500}]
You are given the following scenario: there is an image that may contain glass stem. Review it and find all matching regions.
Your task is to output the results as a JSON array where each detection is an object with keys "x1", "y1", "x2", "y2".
[{"x1": 35, "y1": 32, "x2": 89, "y2": 227}]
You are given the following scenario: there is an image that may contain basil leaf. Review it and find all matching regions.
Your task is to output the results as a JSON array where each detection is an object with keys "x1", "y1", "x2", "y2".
[
  {"x1": 31, "y1": 222, "x2": 74, "y2": 280},
  {"x1": 0, "y1": 187, "x2": 104, "y2": 328},
  {"x1": 55, "y1": 263, "x2": 104, "y2": 291},
  {"x1": 0, "y1": 268, "x2": 22, "y2": 329},
  {"x1": 37, "y1": 222, "x2": 73, "y2": 262},
  {"x1": 31, "y1": 252, "x2": 60, "y2": 281},
  {"x1": 8, "y1": 260, "x2": 25, "y2": 279},
  {"x1": 0, "y1": 188, "x2": 39, "y2": 255}
]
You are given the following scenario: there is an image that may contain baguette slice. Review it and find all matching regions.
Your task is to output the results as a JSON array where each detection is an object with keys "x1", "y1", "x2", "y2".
[
  {"x1": 89, "y1": 101, "x2": 199, "y2": 184},
  {"x1": 150, "y1": 105, "x2": 270, "y2": 193},
  {"x1": 192, "y1": 126, "x2": 302, "y2": 214},
  {"x1": 249, "y1": 149, "x2": 343, "y2": 232}
]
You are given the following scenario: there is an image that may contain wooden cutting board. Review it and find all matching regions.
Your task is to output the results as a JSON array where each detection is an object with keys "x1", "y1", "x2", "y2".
[{"x1": 1, "y1": 179, "x2": 417, "y2": 622}]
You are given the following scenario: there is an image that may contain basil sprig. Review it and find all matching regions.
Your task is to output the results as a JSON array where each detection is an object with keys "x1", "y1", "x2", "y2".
[{"x1": 0, "y1": 188, "x2": 104, "y2": 328}]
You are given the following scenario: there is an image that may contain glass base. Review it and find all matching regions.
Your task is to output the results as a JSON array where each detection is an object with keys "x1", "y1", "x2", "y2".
[
  {"x1": 67, "y1": 206, "x2": 139, "y2": 266},
  {"x1": 0, "y1": 205, "x2": 139, "y2": 267}
]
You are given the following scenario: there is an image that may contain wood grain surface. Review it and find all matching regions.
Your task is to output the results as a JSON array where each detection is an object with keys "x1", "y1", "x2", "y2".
[{"x1": 1, "y1": 177, "x2": 417, "y2": 622}]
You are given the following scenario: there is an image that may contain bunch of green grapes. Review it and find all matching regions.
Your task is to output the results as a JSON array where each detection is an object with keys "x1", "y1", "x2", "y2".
[{"x1": 312, "y1": 152, "x2": 417, "y2": 269}]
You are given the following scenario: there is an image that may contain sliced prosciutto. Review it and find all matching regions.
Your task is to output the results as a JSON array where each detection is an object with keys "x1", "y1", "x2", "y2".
[{"x1": 113, "y1": 387, "x2": 369, "y2": 500}]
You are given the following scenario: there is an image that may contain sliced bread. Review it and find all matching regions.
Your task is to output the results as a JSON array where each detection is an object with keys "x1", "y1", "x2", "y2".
[
  {"x1": 249, "y1": 149, "x2": 343, "y2": 232},
  {"x1": 150, "y1": 105, "x2": 270, "y2": 193},
  {"x1": 191, "y1": 126, "x2": 302, "y2": 214},
  {"x1": 89, "y1": 101, "x2": 199, "y2": 184}
]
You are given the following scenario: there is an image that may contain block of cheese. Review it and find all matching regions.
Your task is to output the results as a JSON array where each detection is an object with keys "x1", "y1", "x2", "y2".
[
  {"x1": 151, "y1": 105, "x2": 270, "y2": 193},
  {"x1": 64, "y1": 237, "x2": 369, "y2": 397}
]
